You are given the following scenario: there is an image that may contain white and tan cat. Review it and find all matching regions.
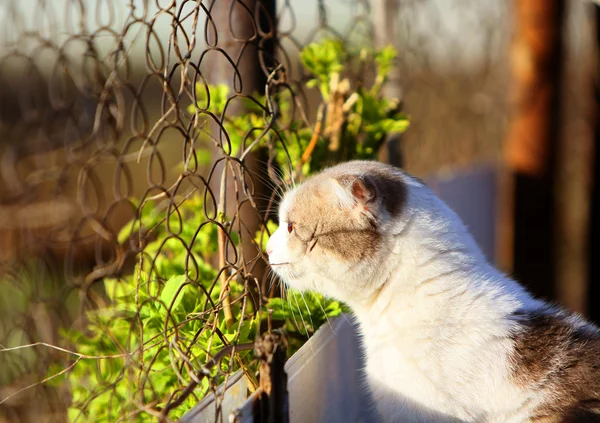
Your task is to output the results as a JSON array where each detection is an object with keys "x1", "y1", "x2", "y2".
[{"x1": 266, "y1": 160, "x2": 600, "y2": 423}]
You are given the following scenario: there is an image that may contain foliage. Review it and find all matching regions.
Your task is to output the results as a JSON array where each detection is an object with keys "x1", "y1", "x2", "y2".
[
  {"x1": 300, "y1": 39, "x2": 348, "y2": 100},
  {"x1": 59, "y1": 39, "x2": 408, "y2": 422},
  {"x1": 265, "y1": 291, "x2": 345, "y2": 352},
  {"x1": 300, "y1": 40, "x2": 409, "y2": 165},
  {"x1": 188, "y1": 39, "x2": 409, "y2": 181},
  {"x1": 63, "y1": 196, "x2": 255, "y2": 422}
]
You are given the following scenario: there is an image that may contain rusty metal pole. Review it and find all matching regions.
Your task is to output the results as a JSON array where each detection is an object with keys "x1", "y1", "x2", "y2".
[{"x1": 502, "y1": 0, "x2": 565, "y2": 299}]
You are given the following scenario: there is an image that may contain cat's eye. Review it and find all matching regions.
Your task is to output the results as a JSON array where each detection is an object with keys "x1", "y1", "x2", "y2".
[{"x1": 287, "y1": 222, "x2": 295, "y2": 233}]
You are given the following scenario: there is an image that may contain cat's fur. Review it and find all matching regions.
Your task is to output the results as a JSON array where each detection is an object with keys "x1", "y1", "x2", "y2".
[{"x1": 266, "y1": 160, "x2": 600, "y2": 423}]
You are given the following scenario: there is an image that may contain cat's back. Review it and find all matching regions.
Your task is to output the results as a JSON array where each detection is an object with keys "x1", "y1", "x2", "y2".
[{"x1": 362, "y1": 304, "x2": 600, "y2": 423}]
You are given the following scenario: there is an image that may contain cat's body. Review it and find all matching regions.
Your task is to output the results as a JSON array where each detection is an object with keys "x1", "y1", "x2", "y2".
[{"x1": 266, "y1": 161, "x2": 600, "y2": 423}]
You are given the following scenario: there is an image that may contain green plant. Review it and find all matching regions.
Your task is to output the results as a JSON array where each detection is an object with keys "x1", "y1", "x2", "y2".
[
  {"x1": 62, "y1": 196, "x2": 251, "y2": 422},
  {"x1": 59, "y1": 193, "x2": 343, "y2": 422},
  {"x1": 299, "y1": 40, "x2": 409, "y2": 167},
  {"x1": 58, "y1": 39, "x2": 408, "y2": 422}
]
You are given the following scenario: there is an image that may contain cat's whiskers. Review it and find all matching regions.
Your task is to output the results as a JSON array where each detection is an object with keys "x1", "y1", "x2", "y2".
[
  {"x1": 283, "y1": 284, "x2": 303, "y2": 339},
  {"x1": 289, "y1": 287, "x2": 312, "y2": 344},
  {"x1": 245, "y1": 167, "x2": 289, "y2": 208},
  {"x1": 248, "y1": 160, "x2": 293, "y2": 195},
  {"x1": 312, "y1": 291, "x2": 334, "y2": 333},
  {"x1": 265, "y1": 268, "x2": 275, "y2": 294},
  {"x1": 268, "y1": 261, "x2": 292, "y2": 266},
  {"x1": 260, "y1": 157, "x2": 295, "y2": 191},
  {"x1": 296, "y1": 290, "x2": 319, "y2": 357},
  {"x1": 297, "y1": 290, "x2": 316, "y2": 332}
]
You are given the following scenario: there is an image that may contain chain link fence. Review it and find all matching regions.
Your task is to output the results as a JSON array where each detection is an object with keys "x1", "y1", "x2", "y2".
[{"x1": 0, "y1": 0, "x2": 544, "y2": 422}]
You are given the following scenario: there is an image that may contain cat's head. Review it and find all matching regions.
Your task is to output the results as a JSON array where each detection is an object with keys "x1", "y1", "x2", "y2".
[{"x1": 265, "y1": 160, "x2": 412, "y2": 303}]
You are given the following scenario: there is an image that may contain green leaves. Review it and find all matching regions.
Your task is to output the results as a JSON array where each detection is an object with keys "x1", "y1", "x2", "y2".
[
  {"x1": 300, "y1": 39, "x2": 346, "y2": 100},
  {"x1": 117, "y1": 199, "x2": 163, "y2": 245},
  {"x1": 374, "y1": 45, "x2": 397, "y2": 85},
  {"x1": 62, "y1": 194, "x2": 249, "y2": 422},
  {"x1": 298, "y1": 40, "x2": 410, "y2": 169},
  {"x1": 160, "y1": 275, "x2": 187, "y2": 312}
]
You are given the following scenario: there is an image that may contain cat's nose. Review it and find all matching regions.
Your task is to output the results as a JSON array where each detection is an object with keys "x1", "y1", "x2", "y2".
[{"x1": 265, "y1": 237, "x2": 273, "y2": 256}]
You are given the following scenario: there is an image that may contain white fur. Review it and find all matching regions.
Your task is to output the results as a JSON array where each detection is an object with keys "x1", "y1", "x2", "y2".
[{"x1": 266, "y1": 169, "x2": 548, "y2": 423}]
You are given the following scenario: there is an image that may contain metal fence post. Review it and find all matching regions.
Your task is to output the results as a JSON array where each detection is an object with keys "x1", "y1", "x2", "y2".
[{"x1": 253, "y1": 331, "x2": 289, "y2": 423}]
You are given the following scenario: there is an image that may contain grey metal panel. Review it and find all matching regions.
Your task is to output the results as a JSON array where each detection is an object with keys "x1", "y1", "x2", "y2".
[
  {"x1": 284, "y1": 315, "x2": 376, "y2": 423},
  {"x1": 427, "y1": 166, "x2": 498, "y2": 262},
  {"x1": 180, "y1": 370, "x2": 249, "y2": 423}
]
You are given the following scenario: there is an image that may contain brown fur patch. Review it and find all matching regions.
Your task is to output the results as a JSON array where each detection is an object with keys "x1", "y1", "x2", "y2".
[
  {"x1": 560, "y1": 401, "x2": 600, "y2": 423},
  {"x1": 325, "y1": 161, "x2": 408, "y2": 218},
  {"x1": 511, "y1": 307, "x2": 600, "y2": 421}
]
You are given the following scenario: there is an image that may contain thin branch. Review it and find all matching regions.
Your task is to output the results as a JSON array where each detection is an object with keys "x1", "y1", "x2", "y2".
[
  {"x1": 298, "y1": 103, "x2": 325, "y2": 173},
  {"x1": 0, "y1": 342, "x2": 132, "y2": 359},
  {"x1": 217, "y1": 166, "x2": 236, "y2": 329},
  {"x1": 0, "y1": 357, "x2": 82, "y2": 405}
]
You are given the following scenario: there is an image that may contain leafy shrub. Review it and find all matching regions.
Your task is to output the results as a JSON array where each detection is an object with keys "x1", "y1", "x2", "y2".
[{"x1": 58, "y1": 39, "x2": 409, "y2": 422}]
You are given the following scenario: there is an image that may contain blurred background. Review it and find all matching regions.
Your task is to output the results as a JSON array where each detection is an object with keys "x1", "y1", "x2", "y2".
[{"x1": 0, "y1": 0, "x2": 598, "y2": 422}]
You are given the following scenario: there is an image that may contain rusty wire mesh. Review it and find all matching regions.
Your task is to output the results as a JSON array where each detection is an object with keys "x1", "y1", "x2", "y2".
[{"x1": 0, "y1": 1, "x2": 515, "y2": 422}]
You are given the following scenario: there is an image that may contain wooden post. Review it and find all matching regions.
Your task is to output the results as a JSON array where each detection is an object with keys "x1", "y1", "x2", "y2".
[
  {"x1": 589, "y1": 4, "x2": 600, "y2": 322},
  {"x1": 204, "y1": 0, "x2": 276, "y2": 286},
  {"x1": 503, "y1": 0, "x2": 565, "y2": 299}
]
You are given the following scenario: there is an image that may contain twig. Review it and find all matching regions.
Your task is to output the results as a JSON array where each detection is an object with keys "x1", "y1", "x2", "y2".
[
  {"x1": 298, "y1": 103, "x2": 325, "y2": 174},
  {"x1": 0, "y1": 342, "x2": 132, "y2": 359},
  {"x1": 238, "y1": 65, "x2": 283, "y2": 163},
  {"x1": 217, "y1": 166, "x2": 236, "y2": 329},
  {"x1": 145, "y1": 174, "x2": 184, "y2": 202},
  {"x1": 0, "y1": 357, "x2": 82, "y2": 405}
]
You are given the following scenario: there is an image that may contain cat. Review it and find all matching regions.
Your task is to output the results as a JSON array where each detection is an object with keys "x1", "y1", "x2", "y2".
[{"x1": 265, "y1": 160, "x2": 600, "y2": 423}]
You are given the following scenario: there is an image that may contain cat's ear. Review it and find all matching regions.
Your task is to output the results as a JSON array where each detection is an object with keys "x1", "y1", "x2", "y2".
[
  {"x1": 351, "y1": 176, "x2": 375, "y2": 204},
  {"x1": 331, "y1": 175, "x2": 376, "y2": 207}
]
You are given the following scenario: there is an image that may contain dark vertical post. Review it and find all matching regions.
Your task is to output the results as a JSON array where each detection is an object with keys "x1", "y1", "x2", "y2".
[
  {"x1": 253, "y1": 332, "x2": 289, "y2": 423},
  {"x1": 589, "y1": 5, "x2": 600, "y2": 322},
  {"x1": 205, "y1": 0, "x2": 276, "y2": 94},
  {"x1": 205, "y1": 0, "x2": 276, "y2": 284},
  {"x1": 503, "y1": 0, "x2": 565, "y2": 299}
]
